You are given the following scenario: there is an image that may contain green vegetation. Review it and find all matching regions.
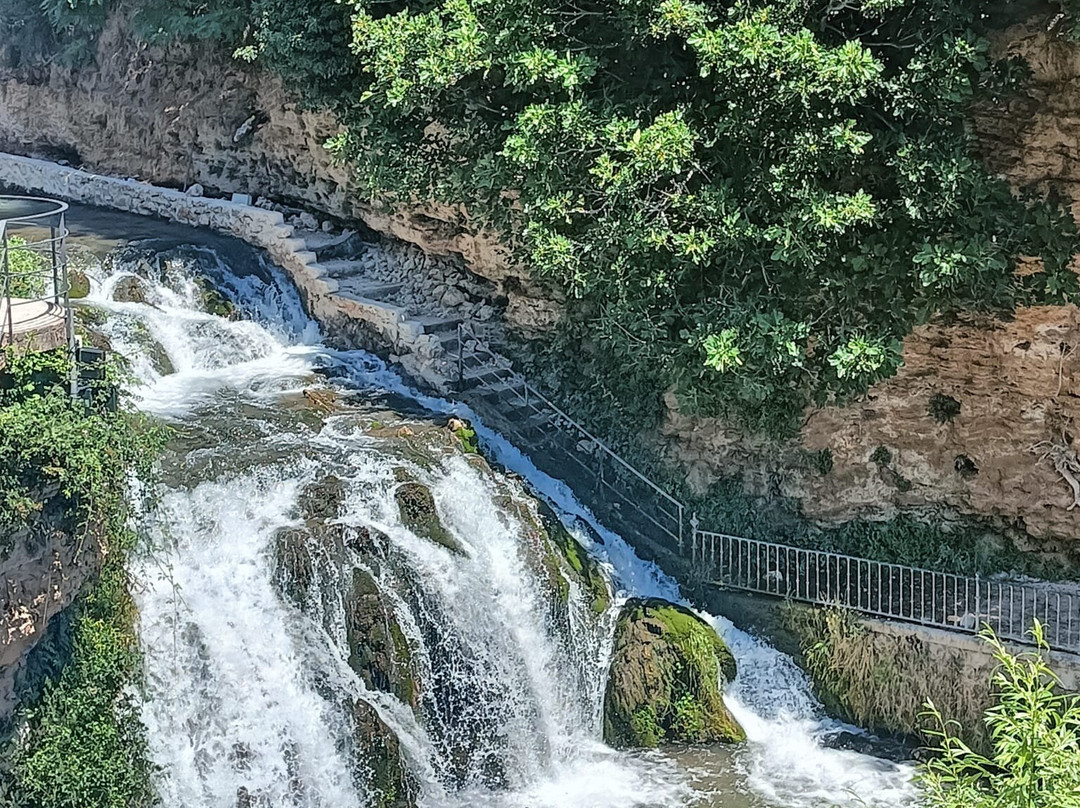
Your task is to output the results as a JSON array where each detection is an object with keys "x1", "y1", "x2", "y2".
[
  {"x1": 9, "y1": 0, "x2": 1080, "y2": 435},
  {"x1": 452, "y1": 424, "x2": 479, "y2": 454},
  {"x1": 0, "y1": 350, "x2": 162, "y2": 543},
  {"x1": 3, "y1": 236, "x2": 47, "y2": 299},
  {"x1": 787, "y1": 606, "x2": 993, "y2": 748},
  {"x1": 604, "y1": 598, "x2": 742, "y2": 747},
  {"x1": 0, "y1": 349, "x2": 165, "y2": 808},
  {"x1": 3, "y1": 556, "x2": 156, "y2": 808},
  {"x1": 922, "y1": 622, "x2": 1080, "y2": 808}
]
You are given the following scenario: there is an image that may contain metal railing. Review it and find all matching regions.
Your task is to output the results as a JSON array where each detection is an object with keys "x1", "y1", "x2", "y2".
[
  {"x1": 453, "y1": 322, "x2": 1080, "y2": 655},
  {"x1": 457, "y1": 323, "x2": 685, "y2": 549},
  {"x1": 1, "y1": 196, "x2": 75, "y2": 367},
  {"x1": 693, "y1": 527, "x2": 1080, "y2": 652}
]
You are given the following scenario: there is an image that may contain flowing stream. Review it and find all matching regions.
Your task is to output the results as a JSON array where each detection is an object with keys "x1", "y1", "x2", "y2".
[{"x1": 73, "y1": 224, "x2": 920, "y2": 808}]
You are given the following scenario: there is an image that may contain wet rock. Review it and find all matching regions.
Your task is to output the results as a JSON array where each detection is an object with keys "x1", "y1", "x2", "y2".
[
  {"x1": 345, "y1": 568, "x2": 418, "y2": 708},
  {"x1": 111, "y1": 275, "x2": 149, "y2": 304},
  {"x1": 297, "y1": 474, "x2": 345, "y2": 522},
  {"x1": 534, "y1": 502, "x2": 609, "y2": 616},
  {"x1": 198, "y1": 280, "x2": 236, "y2": 318},
  {"x1": 349, "y1": 699, "x2": 416, "y2": 808},
  {"x1": 394, "y1": 482, "x2": 464, "y2": 555},
  {"x1": 272, "y1": 527, "x2": 317, "y2": 606},
  {"x1": 603, "y1": 598, "x2": 744, "y2": 748}
]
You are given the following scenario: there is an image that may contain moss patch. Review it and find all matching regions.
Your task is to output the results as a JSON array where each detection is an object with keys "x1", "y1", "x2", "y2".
[
  {"x1": 537, "y1": 503, "x2": 610, "y2": 615},
  {"x1": 394, "y1": 482, "x2": 464, "y2": 555},
  {"x1": 603, "y1": 598, "x2": 743, "y2": 748}
]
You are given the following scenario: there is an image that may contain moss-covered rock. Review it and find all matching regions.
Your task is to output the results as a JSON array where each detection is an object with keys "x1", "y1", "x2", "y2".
[
  {"x1": 67, "y1": 269, "x2": 90, "y2": 300},
  {"x1": 603, "y1": 598, "x2": 744, "y2": 748},
  {"x1": 197, "y1": 279, "x2": 235, "y2": 319},
  {"x1": 394, "y1": 482, "x2": 464, "y2": 555},
  {"x1": 111, "y1": 275, "x2": 149, "y2": 304},
  {"x1": 349, "y1": 698, "x2": 416, "y2": 808},
  {"x1": 345, "y1": 568, "x2": 419, "y2": 709},
  {"x1": 536, "y1": 503, "x2": 610, "y2": 616}
]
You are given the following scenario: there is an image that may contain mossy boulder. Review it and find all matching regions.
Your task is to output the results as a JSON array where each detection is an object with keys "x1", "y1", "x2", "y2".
[
  {"x1": 603, "y1": 598, "x2": 744, "y2": 748},
  {"x1": 111, "y1": 275, "x2": 149, "y2": 304},
  {"x1": 349, "y1": 698, "x2": 416, "y2": 808},
  {"x1": 67, "y1": 269, "x2": 90, "y2": 300},
  {"x1": 345, "y1": 568, "x2": 419, "y2": 709},
  {"x1": 394, "y1": 482, "x2": 464, "y2": 555}
]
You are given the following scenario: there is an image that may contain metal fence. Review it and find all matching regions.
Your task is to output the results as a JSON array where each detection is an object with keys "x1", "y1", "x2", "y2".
[
  {"x1": 693, "y1": 528, "x2": 1080, "y2": 653},
  {"x1": 1, "y1": 195, "x2": 75, "y2": 363},
  {"x1": 455, "y1": 322, "x2": 1080, "y2": 655}
]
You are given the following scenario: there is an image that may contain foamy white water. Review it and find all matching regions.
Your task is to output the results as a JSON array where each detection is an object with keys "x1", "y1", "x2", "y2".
[{"x1": 82, "y1": 240, "x2": 919, "y2": 807}]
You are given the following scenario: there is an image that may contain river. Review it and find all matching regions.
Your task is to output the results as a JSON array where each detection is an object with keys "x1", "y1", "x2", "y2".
[{"x1": 64, "y1": 207, "x2": 918, "y2": 808}]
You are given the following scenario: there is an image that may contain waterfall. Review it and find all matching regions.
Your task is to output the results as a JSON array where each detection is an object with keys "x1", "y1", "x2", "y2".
[{"x1": 81, "y1": 239, "x2": 918, "y2": 808}]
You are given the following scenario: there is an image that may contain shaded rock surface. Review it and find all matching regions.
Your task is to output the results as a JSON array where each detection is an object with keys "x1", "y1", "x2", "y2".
[
  {"x1": 394, "y1": 481, "x2": 464, "y2": 555},
  {"x1": 603, "y1": 598, "x2": 743, "y2": 748}
]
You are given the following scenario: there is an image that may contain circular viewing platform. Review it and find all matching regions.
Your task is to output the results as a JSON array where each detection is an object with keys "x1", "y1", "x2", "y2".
[{"x1": 0, "y1": 195, "x2": 73, "y2": 356}]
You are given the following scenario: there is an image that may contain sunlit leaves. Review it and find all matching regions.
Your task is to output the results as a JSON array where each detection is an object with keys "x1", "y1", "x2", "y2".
[
  {"x1": 922, "y1": 623, "x2": 1080, "y2": 808},
  {"x1": 147, "y1": 0, "x2": 1080, "y2": 431},
  {"x1": 703, "y1": 329, "x2": 743, "y2": 373}
]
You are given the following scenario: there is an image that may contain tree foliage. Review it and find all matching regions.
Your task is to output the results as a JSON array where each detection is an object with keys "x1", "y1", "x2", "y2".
[
  {"x1": 256, "y1": 0, "x2": 1080, "y2": 429},
  {"x1": 922, "y1": 622, "x2": 1080, "y2": 808},
  {"x1": 16, "y1": 0, "x2": 1080, "y2": 431}
]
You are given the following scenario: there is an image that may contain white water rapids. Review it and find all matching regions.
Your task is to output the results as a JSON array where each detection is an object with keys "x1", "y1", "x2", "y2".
[{"x1": 81, "y1": 241, "x2": 919, "y2": 808}]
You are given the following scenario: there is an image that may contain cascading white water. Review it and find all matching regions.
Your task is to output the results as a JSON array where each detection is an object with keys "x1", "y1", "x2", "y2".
[{"x1": 82, "y1": 240, "x2": 919, "y2": 808}]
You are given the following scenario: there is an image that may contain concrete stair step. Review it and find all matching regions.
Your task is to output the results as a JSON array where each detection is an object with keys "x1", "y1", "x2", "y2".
[
  {"x1": 335, "y1": 278, "x2": 405, "y2": 300},
  {"x1": 317, "y1": 258, "x2": 369, "y2": 278},
  {"x1": 412, "y1": 314, "x2": 464, "y2": 335}
]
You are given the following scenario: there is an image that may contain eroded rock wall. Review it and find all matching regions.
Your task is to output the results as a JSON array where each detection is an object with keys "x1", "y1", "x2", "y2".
[
  {"x1": 0, "y1": 12, "x2": 555, "y2": 328},
  {"x1": 0, "y1": 490, "x2": 97, "y2": 727},
  {"x1": 666, "y1": 13, "x2": 1080, "y2": 548},
  {"x1": 666, "y1": 306, "x2": 1080, "y2": 546}
]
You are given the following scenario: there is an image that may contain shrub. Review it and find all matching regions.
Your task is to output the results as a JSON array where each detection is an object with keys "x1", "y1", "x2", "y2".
[{"x1": 922, "y1": 622, "x2": 1080, "y2": 808}]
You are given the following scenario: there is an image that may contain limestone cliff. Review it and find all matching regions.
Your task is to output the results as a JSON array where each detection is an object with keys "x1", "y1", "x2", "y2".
[
  {"x1": 0, "y1": 12, "x2": 558, "y2": 330},
  {"x1": 665, "y1": 12, "x2": 1080, "y2": 550},
  {"x1": 665, "y1": 305, "x2": 1080, "y2": 547}
]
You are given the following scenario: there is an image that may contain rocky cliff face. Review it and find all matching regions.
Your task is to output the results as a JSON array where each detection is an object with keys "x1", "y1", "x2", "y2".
[
  {"x1": 975, "y1": 11, "x2": 1080, "y2": 219},
  {"x1": 0, "y1": 489, "x2": 99, "y2": 729},
  {"x1": 666, "y1": 305, "x2": 1080, "y2": 547},
  {"x1": 0, "y1": 13, "x2": 558, "y2": 330},
  {"x1": 9, "y1": 9, "x2": 1080, "y2": 545}
]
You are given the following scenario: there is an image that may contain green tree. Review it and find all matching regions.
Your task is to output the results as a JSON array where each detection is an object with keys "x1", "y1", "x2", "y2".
[
  {"x1": 17, "y1": 0, "x2": 1080, "y2": 433},
  {"x1": 922, "y1": 622, "x2": 1080, "y2": 808}
]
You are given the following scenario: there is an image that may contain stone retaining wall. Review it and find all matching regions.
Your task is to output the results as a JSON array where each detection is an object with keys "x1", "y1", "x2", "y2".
[{"x1": 0, "y1": 152, "x2": 451, "y2": 386}]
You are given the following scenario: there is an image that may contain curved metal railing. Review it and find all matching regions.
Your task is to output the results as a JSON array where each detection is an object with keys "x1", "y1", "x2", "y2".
[{"x1": 0, "y1": 196, "x2": 75, "y2": 357}]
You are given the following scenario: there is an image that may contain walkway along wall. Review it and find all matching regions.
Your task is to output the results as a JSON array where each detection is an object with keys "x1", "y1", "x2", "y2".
[{"x1": 0, "y1": 152, "x2": 456, "y2": 388}]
